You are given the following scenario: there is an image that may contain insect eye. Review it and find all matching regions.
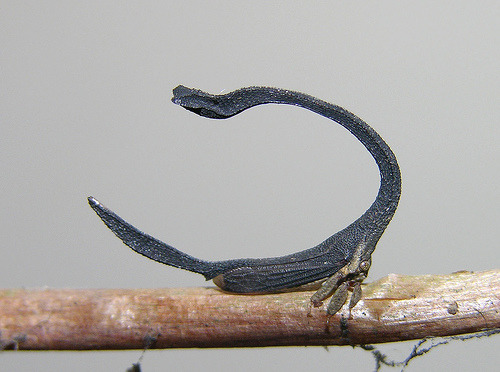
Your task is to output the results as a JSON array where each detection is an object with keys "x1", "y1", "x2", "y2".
[{"x1": 359, "y1": 260, "x2": 370, "y2": 271}]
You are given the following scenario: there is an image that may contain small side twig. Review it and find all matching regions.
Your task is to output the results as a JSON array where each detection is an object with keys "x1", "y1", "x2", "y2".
[{"x1": 361, "y1": 329, "x2": 500, "y2": 371}]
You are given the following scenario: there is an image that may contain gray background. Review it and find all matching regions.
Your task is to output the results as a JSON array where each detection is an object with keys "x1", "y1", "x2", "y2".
[{"x1": 1, "y1": 1, "x2": 498, "y2": 371}]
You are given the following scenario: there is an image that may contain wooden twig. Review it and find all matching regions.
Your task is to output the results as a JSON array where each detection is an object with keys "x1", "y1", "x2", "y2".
[{"x1": 0, "y1": 270, "x2": 498, "y2": 350}]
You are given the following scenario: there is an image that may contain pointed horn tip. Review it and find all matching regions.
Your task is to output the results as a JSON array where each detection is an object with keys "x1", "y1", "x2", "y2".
[{"x1": 87, "y1": 196, "x2": 100, "y2": 207}]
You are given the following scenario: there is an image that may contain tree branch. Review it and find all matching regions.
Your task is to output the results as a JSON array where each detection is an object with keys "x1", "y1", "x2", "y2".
[{"x1": 1, "y1": 270, "x2": 498, "y2": 350}]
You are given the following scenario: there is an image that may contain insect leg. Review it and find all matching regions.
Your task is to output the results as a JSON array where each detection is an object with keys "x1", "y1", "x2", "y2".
[
  {"x1": 310, "y1": 266, "x2": 348, "y2": 307},
  {"x1": 326, "y1": 281, "x2": 350, "y2": 315}
]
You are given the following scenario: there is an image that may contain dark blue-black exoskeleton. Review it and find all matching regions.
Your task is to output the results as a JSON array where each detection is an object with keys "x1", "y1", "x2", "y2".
[{"x1": 88, "y1": 85, "x2": 401, "y2": 315}]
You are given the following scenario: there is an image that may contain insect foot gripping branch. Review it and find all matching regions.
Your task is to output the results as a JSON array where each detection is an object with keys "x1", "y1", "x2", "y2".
[{"x1": 88, "y1": 85, "x2": 401, "y2": 316}]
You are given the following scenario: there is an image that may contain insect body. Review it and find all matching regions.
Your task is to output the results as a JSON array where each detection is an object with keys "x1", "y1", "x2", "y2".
[{"x1": 89, "y1": 85, "x2": 401, "y2": 315}]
